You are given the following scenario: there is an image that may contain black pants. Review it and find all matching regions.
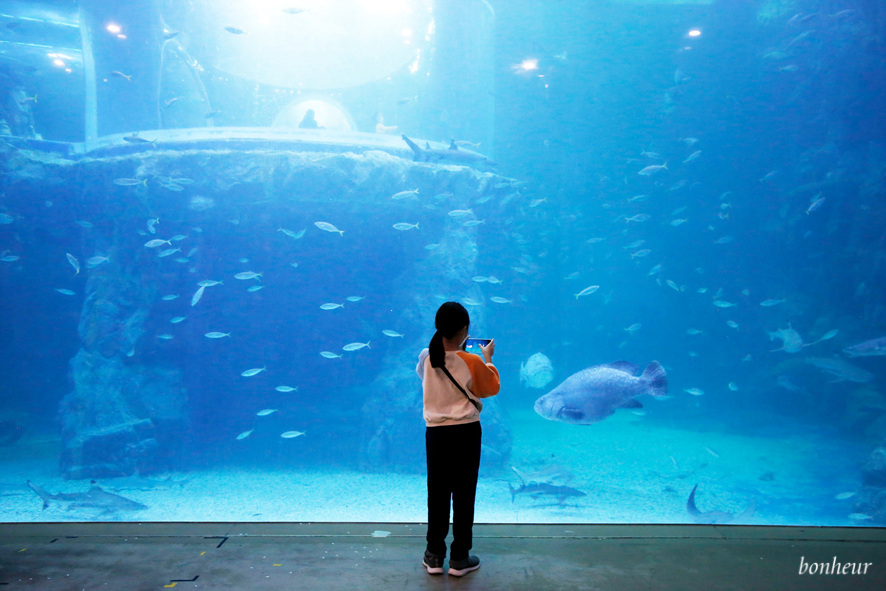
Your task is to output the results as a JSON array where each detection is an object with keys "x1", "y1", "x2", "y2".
[{"x1": 425, "y1": 421, "x2": 482, "y2": 560}]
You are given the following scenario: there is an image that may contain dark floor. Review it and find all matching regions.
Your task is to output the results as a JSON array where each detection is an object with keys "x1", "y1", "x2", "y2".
[{"x1": 0, "y1": 522, "x2": 884, "y2": 590}]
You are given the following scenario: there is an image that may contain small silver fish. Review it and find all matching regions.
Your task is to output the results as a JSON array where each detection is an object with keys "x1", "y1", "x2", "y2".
[
  {"x1": 275, "y1": 386, "x2": 298, "y2": 393},
  {"x1": 490, "y1": 297, "x2": 511, "y2": 304},
  {"x1": 393, "y1": 222, "x2": 419, "y2": 230},
  {"x1": 278, "y1": 228, "x2": 306, "y2": 239},
  {"x1": 234, "y1": 271, "x2": 262, "y2": 280},
  {"x1": 280, "y1": 431, "x2": 305, "y2": 439},
  {"x1": 224, "y1": 26, "x2": 246, "y2": 34},
  {"x1": 204, "y1": 332, "x2": 230, "y2": 339},
  {"x1": 683, "y1": 150, "x2": 701, "y2": 163},
  {"x1": 144, "y1": 239, "x2": 171, "y2": 248},
  {"x1": 320, "y1": 351, "x2": 342, "y2": 359},
  {"x1": 247, "y1": 285, "x2": 264, "y2": 292},
  {"x1": 158, "y1": 248, "x2": 180, "y2": 258},
  {"x1": 160, "y1": 294, "x2": 179, "y2": 301},
  {"x1": 320, "y1": 303, "x2": 344, "y2": 310},
  {"x1": 346, "y1": 296, "x2": 364, "y2": 302},
  {"x1": 55, "y1": 288, "x2": 75, "y2": 295},
  {"x1": 66, "y1": 253, "x2": 80, "y2": 274},
  {"x1": 382, "y1": 330, "x2": 403, "y2": 338},
  {"x1": 236, "y1": 429, "x2": 253, "y2": 440},
  {"x1": 256, "y1": 409, "x2": 278, "y2": 416},
  {"x1": 314, "y1": 221, "x2": 344, "y2": 235},
  {"x1": 198, "y1": 280, "x2": 223, "y2": 287},
  {"x1": 241, "y1": 367, "x2": 267, "y2": 377},
  {"x1": 342, "y1": 342, "x2": 370, "y2": 351},
  {"x1": 638, "y1": 163, "x2": 668, "y2": 176},
  {"x1": 170, "y1": 317, "x2": 186, "y2": 324},
  {"x1": 391, "y1": 189, "x2": 419, "y2": 200},
  {"x1": 86, "y1": 255, "x2": 109, "y2": 268},
  {"x1": 191, "y1": 285, "x2": 206, "y2": 307},
  {"x1": 574, "y1": 285, "x2": 599, "y2": 299},
  {"x1": 113, "y1": 178, "x2": 146, "y2": 186}
]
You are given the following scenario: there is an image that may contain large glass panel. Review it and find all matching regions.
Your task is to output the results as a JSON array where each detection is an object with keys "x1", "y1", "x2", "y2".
[{"x1": 1, "y1": 0, "x2": 884, "y2": 528}]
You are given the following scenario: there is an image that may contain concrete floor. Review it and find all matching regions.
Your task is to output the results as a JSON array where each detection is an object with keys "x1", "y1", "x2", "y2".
[{"x1": 0, "y1": 522, "x2": 884, "y2": 590}]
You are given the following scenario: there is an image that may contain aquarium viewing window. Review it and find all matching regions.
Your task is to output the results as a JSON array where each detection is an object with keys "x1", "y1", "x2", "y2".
[{"x1": 1, "y1": 0, "x2": 885, "y2": 531}]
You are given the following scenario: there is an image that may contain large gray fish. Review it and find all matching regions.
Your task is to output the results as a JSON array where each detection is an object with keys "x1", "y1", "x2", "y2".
[
  {"x1": 534, "y1": 361, "x2": 667, "y2": 425},
  {"x1": 804, "y1": 357, "x2": 873, "y2": 383},
  {"x1": 27, "y1": 480, "x2": 147, "y2": 516},
  {"x1": 401, "y1": 135, "x2": 496, "y2": 169},
  {"x1": 844, "y1": 336, "x2": 886, "y2": 357}
]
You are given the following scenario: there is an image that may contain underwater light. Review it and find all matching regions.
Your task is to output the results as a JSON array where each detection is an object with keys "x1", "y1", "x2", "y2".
[
  {"x1": 688, "y1": 29, "x2": 701, "y2": 37},
  {"x1": 513, "y1": 58, "x2": 539, "y2": 74},
  {"x1": 52, "y1": 59, "x2": 65, "y2": 67},
  {"x1": 106, "y1": 23, "x2": 121, "y2": 34},
  {"x1": 162, "y1": 0, "x2": 432, "y2": 89}
]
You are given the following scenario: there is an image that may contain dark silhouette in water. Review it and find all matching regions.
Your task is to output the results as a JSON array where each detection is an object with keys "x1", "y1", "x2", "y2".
[
  {"x1": 687, "y1": 483, "x2": 755, "y2": 524},
  {"x1": 0, "y1": 420, "x2": 23, "y2": 446}
]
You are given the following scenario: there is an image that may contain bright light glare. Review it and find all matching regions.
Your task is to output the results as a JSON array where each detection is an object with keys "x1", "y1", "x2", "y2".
[
  {"x1": 513, "y1": 58, "x2": 539, "y2": 73},
  {"x1": 106, "y1": 23, "x2": 121, "y2": 34},
  {"x1": 117, "y1": 34, "x2": 127, "y2": 39},
  {"x1": 53, "y1": 59, "x2": 65, "y2": 67},
  {"x1": 688, "y1": 29, "x2": 701, "y2": 37}
]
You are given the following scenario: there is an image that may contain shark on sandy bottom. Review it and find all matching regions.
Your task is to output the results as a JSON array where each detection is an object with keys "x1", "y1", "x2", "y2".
[
  {"x1": 27, "y1": 480, "x2": 148, "y2": 517},
  {"x1": 509, "y1": 466, "x2": 586, "y2": 505},
  {"x1": 401, "y1": 134, "x2": 496, "y2": 169},
  {"x1": 686, "y1": 483, "x2": 755, "y2": 524},
  {"x1": 509, "y1": 481, "x2": 587, "y2": 505}
]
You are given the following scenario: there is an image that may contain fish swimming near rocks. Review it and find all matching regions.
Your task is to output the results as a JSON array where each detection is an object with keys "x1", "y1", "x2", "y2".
[
  {"x1": 27, "y1": 480, "x2": 147, "y2": 516},
  {"x1": 401, "y1": 135, "x2": 496, "y2": 169},
  {"x1": 686, "y1": 483, "x2": 755, "y2": 524},
  {"x1": 534, "y1": 361, "x2": 668, "y2": 425}
]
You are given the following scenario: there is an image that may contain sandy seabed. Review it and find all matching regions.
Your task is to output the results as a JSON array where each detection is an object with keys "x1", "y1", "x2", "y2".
[{"x1": 0, "y1": 411, "x2": 869, "y2": 526}]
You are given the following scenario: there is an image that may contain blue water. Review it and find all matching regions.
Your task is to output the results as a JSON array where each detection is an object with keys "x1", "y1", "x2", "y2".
[{"x1": 0, "y1": 1, "x2": 884, "y2": 525}]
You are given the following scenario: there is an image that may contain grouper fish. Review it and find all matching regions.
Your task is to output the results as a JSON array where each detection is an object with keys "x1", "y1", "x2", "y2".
[{"x1": 534, "y1": 361, "x2": 667, "y2": 425}]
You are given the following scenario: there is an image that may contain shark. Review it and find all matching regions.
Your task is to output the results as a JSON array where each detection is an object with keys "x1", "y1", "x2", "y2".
[
  {"x1": 27, "y1": 480, "x2": 148, "y2": 516},
  {"x1": 686, "y1": 483, "x2": 755, "y2": 524},
  {"x1": 509, "y1": 481, "x2": 586, "y2": 505},
  {"x1": 509, "y1": 466, "x2": 586, "y2": 505},
  {"x1": 401, "y1": 134, "x2": 496, "y2": 169}
]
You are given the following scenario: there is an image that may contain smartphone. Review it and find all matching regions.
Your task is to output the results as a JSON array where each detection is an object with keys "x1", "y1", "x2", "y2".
[{"x1": 464, "y1": 337, "x2": 492, "y2": 349}]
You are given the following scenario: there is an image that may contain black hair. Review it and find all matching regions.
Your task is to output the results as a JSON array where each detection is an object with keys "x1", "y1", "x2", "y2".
[{"x1": 428, "y1": 301, "x2": 470, "y2": 368}]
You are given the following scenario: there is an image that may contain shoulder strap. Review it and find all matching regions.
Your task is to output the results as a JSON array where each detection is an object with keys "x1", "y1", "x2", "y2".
[{"x1": 440, "y1": 365, "x2": 481, "y2": 411}]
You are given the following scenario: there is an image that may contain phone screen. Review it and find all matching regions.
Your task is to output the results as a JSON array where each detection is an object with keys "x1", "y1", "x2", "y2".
[{"x1": 465, "y1": 338, "x2": 491, "y2": 349}]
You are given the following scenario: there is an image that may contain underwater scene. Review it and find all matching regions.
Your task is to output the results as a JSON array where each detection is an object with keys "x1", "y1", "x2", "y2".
[{"x1": 1, "y1": 0, "x2": 886, "y2": 527}]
